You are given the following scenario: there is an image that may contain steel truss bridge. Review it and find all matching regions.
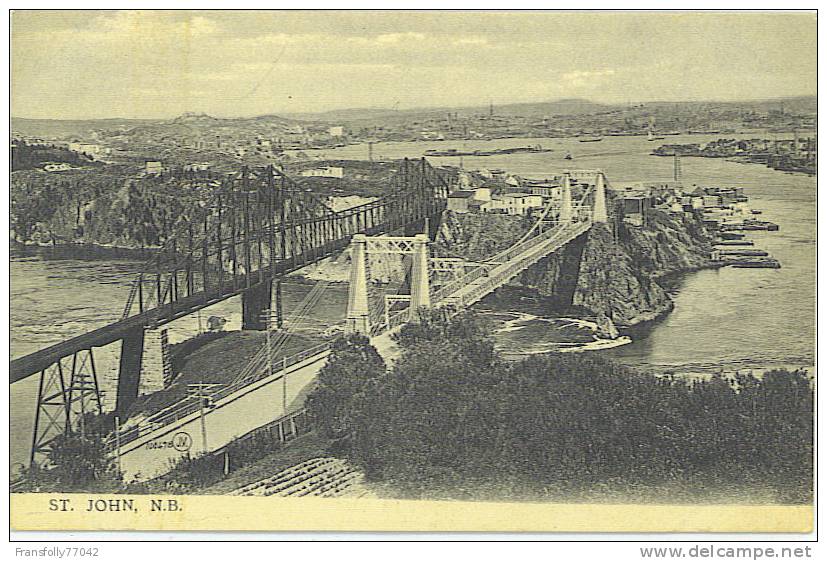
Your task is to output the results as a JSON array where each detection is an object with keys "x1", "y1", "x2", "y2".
[
  {"x1": 106, "y1": 169, "x2": 609, "y2": 466},
  {"x1": 12, "y1": 158, "x2": 450, "y2": 466}
]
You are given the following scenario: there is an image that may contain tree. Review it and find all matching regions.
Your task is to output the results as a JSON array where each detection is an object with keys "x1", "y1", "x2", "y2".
[
  {"x1": 314, "y1": 310, "x2": 813, "y2": 503},
  {"x1": 29, "y1": 429, "x2": 121, "y2": 492},
  {"x1": 305, "y1": 334, "x2": 386, "y2": 448}
]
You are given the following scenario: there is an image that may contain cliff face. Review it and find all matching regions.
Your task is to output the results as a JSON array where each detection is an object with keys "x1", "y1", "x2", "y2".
[
  {"x1": 434, "y1": 209, "x2": 714, "y2": 327},
  {"x1": 557, "y1": 212, "x2": 713, "y2": 326},
  {"x1": 433, "y1": 211, "x2": 530, "y2": 261}
]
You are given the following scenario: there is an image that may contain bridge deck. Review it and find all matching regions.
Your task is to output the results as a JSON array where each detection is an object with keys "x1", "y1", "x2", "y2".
[{"x1": 10, "y1": 222, "x2": 391, "y2": 383}]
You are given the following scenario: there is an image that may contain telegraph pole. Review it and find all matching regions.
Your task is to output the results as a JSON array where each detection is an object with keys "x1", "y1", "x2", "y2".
[
  {"x1": 114, "y1": 416, "x2": 122, "y2": 475},
  {"x1": 187, "y1": 383, "x2": 221, "y2": 454}
]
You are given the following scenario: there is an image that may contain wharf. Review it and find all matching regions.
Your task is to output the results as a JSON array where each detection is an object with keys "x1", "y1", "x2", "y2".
[
  {"x1": 715, "y1": 239, "x2": 755, "y2": 246},
  {"x1": 721, "y1": 219, "x2": 780, "y2": 232}
]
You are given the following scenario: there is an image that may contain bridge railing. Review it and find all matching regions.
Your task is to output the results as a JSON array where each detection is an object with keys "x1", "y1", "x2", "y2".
[
  {"x1": 430, "y1": 219, "x2": 569, "y2": 305},
  {"x1": 441, "y1": 219, "x2": 592, "y2": 309},
  {"x1": 112, "y1": 341, "x2": 332, "y2": 449},
  {"x1": 107, "y1": 170, "x2": 583, "y2": 451}
]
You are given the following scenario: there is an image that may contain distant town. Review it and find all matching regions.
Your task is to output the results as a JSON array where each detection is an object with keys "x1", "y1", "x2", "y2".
[{"x1": 11, "y1": 96, "x2": 816, "y2": 177}]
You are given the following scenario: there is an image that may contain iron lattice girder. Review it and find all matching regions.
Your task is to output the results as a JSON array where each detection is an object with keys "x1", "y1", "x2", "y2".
[
  {"x1": 364, "y1": 236, "x2": 427, "y2": 254},
  {"x1": 120, "y1": 159, "x2": 447, "y2": 321},
  {"x1": 10, "y1": 158, "x2": 449, "y2": 386},
  {"x1": 30, "y1": 348, "x2": 102, "y2": 467}
]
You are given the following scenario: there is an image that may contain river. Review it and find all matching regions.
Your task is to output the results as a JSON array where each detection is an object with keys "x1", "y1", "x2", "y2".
[{"x1": 10, "y1": 134, "x2": 815, "y2": 470}]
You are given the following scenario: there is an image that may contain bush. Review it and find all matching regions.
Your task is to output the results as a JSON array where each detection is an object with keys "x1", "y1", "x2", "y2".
[{"x1": 310, "y1": 310, "x2": 814, "y2": 503}]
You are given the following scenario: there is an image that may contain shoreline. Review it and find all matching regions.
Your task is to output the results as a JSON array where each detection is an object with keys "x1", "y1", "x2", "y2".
[
  {"x1": 11, "y1": 238, "x2": 159, "y2": 261},
  {"x1": 652, "y1": 153, "x2": 815, "y2": 176}
]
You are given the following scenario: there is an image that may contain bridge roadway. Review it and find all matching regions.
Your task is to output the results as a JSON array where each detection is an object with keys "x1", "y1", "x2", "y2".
[
  {"x1": 9, "y1": 211, "x2": 434, "y2": 384},
  {"x1": 112, "y1": 215, "x2": 594, "y2": 480}
]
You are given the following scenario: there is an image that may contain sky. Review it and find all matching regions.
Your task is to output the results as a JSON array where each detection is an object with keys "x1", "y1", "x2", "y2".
[{"x1": 11, "y1": 10, "x2": 817, "y2": 120}]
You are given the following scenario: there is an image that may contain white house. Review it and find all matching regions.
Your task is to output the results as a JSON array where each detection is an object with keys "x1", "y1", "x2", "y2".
[
  {"x1": 43, "y1": 163, "x2": 73, "y2": 172},
  {"x1": 300, "y1": 166, "x2": 345, "y2": 178},
  {"x1": 482, "y1": 193, "x2": 543, "y2": 216},
  {"x1": 68, "y1": 143, "x2": 108, "y2": 159},
  {"x1": 145, "y1": 161, "x2": 164, "y2": 174},
  {"x1": 472, "y1": 187, "x2": 492, "y2": 202}
]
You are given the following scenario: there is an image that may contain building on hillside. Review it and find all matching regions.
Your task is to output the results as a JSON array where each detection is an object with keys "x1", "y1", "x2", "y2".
[
  {"x1": 145, "y1": 161, "x2": 164, "y2": 175},
  {"x1": 472, "y1": 187, "x2": 492, "y2": 202},
  {"x1": 447, "y1": 190, "x2": 476, "y2": 213},
  {"x1": 505, "y1": 175, "x2": 521, "y2": 187},
  {"x1": 68, "y1": 142, "x2": 109, "y2": 159},
  {"x1": 524, "y1": 178, "x2": 561, "y2": 199},
  {"x1": 184, "y1": 162, "x2": 212, "y2": 172},
  {"x1": 621, "y1": 195, "x2": 651, "y2": 227},
  {"x1": 300, "y1": 166, "x2": 344, "y2": 178},
  {"x1": 481, "y1": 193, "x2": 544, "y2": 216},
  {"x1": 43, "y1": 163, "x2": 73, "y2": 172}
]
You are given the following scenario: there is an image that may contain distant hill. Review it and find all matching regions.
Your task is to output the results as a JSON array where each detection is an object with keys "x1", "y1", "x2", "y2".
[
  {"x1": 11, "y1": 117, "x2": 160, "y2": 139},
  {"x1": 285, "y1": 98, "x2": 617, "y2": 123},
  {"x1": 643, "y1": 96, "x2": 816, "y2": 114},
  {"x1": 12, "y1": 95, "x2": 815, "y2": 138}
]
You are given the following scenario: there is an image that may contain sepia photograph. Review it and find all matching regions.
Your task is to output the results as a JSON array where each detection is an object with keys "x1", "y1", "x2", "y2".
[{"x1": 8, "y1": 8, "x2": 816, "y2": 536}]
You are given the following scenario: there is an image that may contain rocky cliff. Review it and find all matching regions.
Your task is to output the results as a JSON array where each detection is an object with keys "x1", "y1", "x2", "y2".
[
  {"x1": 433, "y1": 211, "x2": 530, "y2": 261},
  {"x1": 433, "y1": 209, "x2": 715, "y2": 327}
]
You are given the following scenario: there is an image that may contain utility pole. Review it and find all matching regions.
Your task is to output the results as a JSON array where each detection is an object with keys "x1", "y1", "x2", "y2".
[
  {"x1": 673, "y1": 154, "x2": 682, "y2": 187},
  {"x1": 187, "y1": 383, "x2": 221, "y2": 454},
  {"x1": 199, "y1": 396, "x2": 207, "y2": 453},
  {"x1": 114, "y1": 416, "x2": 122, "y2": 475},
  {"x1": 282, "y1": 356, "x2": 288, "y2": 413}
]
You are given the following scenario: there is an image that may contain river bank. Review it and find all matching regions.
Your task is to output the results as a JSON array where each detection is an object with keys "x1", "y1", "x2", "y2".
[
  {"x1": 11, "y1": 134, "x2": 815, "y2": 470},
  {"x1": 10, "y1": 238, "x2": 160, "y2": 262}
]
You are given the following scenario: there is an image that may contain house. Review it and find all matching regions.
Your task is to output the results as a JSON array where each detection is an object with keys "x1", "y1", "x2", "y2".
[
  {"x1": 524, "y1": 179, "x2": 561, "y2": 199},
  {"x1": 482, "y1": 193, "x2": 543, "y2": 216},
  {"x1": 185, "y1": 162, "x2": 211, "y2": 172},
  {"x1": 621, "y1": 195, "x2": 651, "y2": 226},
  {"x1": 480, "y1": 198, "x2": 508, "y2": 214},
  {"x1": 43, "y1": 163, "x2": 73, "y2": 172},
  {"x1": 505, "y1": 175, "x2": 521, "y2": 187},
  {"x1": 145, "y1": 161, "x2": 163, "y2": 175},
  {"x1": 471, "y1": 187, "x2": 492, "y2": 202},
  {"x1": 702, "y1": 195, "x2": 723, "y2": 208},
  {"x1": 300, "y1": 166, "x2": 344, "y2": 178},
  {"x1": 447, "y1": 190, "x2": 476, "y2": 213},
  {"x1": 68, "y1": 142, "x2": 102, "y2": 156}
]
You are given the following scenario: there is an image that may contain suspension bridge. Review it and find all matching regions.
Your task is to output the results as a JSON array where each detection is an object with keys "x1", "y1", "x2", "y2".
[{"x1": 12, "y1": 161, "x2": 610, "y2": 475}]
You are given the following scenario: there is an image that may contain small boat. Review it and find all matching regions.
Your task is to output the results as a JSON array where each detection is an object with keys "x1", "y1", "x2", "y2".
[
  {"x1": 564, "y1": 152, "x2": 573, "y2": 160},
  {"x1": 751, "y1": 209, "x2": 763, "y2": 215},
  {"x1": 578, "y1": 136, "x2": 603, "y2": 143},
  {"x1": 647, "y1": 130, "x2": 666, "y2": 141},
  {"x1": 722, "y1": 219, "x2": 780, "y2": 232}
]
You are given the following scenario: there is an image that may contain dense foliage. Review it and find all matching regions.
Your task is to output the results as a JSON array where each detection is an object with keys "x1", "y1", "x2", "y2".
[
  {"x1": 11, "y1": 166, "x2": 202, "y2": 247},
  {"x1": 305, "y1": 334, "x2": 387, "y2": 451},
  {"x1": 11, "y1": 141, "x2": 94, "y2": 172},
  {"x1": 23, "y1": 420, "x2": 121, "y2": 493},
  {"x1": 310, "y1": 309, "x2": 813, "y2": 503}
]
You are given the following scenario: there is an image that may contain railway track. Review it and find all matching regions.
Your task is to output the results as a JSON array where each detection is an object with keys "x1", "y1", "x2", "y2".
[{"x1": 230, "y1": 457, "x2": 369, "y2": 498}]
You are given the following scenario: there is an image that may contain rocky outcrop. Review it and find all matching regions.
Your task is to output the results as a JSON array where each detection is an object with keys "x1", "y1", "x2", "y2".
[
  {"x1": 526, "y1": 211, "x2": 714, "y2": 326},
  {"x1": 433, "y1": 209, "x2": 715, "y2": 328},
  {"x1": 433, "y1": 211, "x2": 530, "y2": 261}
]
